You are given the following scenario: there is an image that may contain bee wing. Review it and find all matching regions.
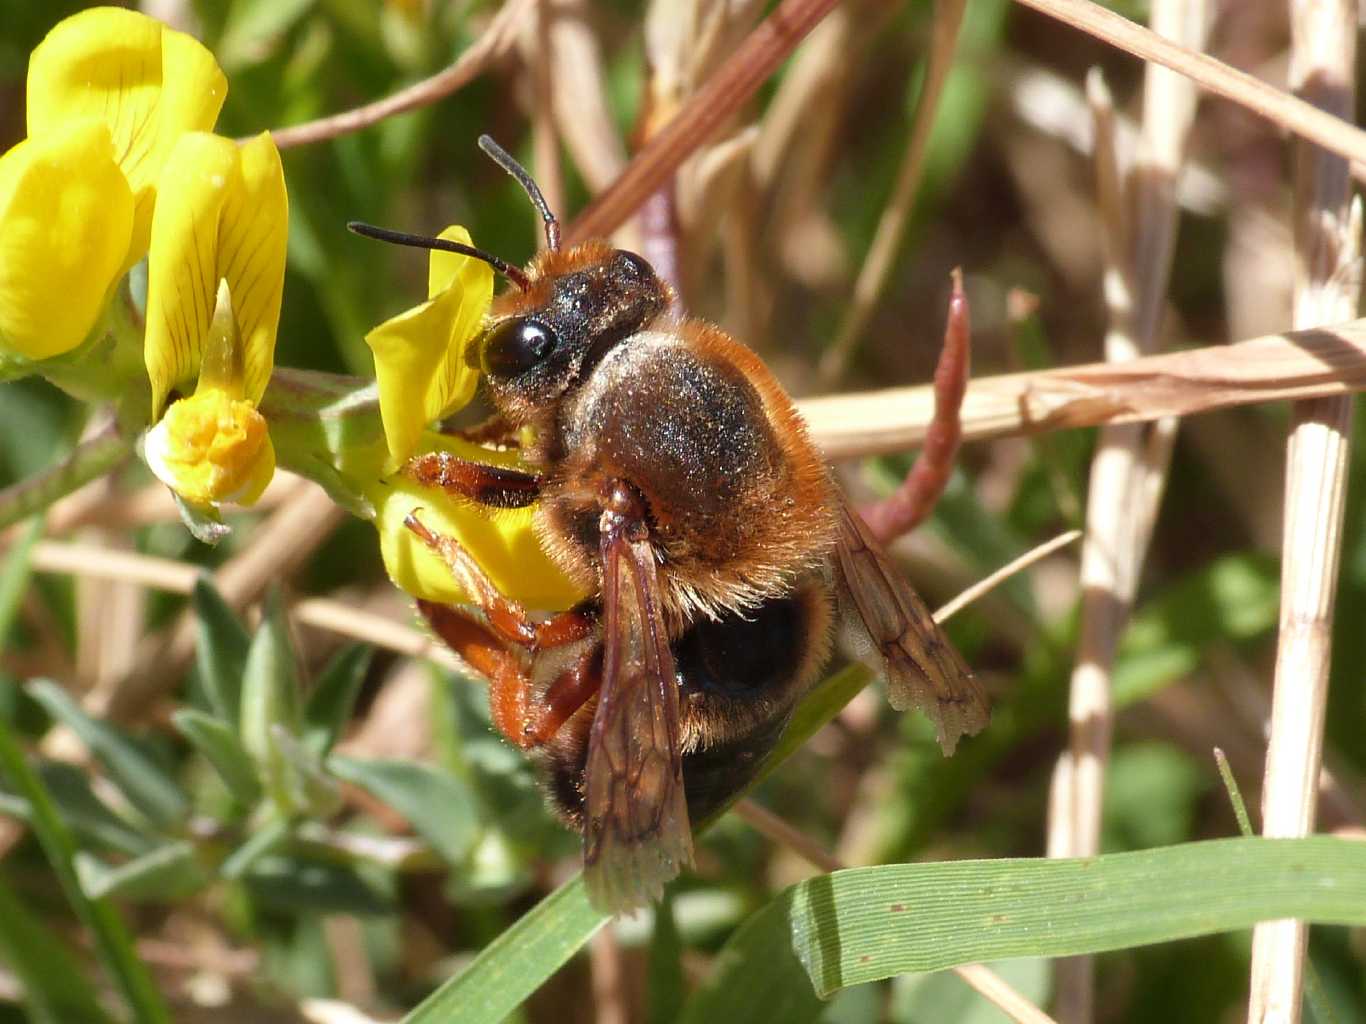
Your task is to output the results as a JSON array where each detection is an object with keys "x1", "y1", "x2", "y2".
[
  {"x1": 582, "y1": 516, "x2": 693, "y2": 913},
  {"x1": 833, "y1": 499, "x2": 989, "y2": 755}
]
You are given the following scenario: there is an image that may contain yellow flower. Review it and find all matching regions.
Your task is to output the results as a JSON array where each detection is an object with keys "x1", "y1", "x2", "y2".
[
  {"x1": 144, "y1": 132, "x2": 288, "y2": 419},
  {"x1": 145, "y1": 385, "x2": 276, "y2": 507},
  {"x1": 0, "y1": 7, "x2": 226, "y2": 360},
  {"x1": 0, "y1": 124, "x2": 133, "y2": 360},
  {"x1": 144, "y1": 279, "x2": 277, "y2": 508},
  {"x1": 26, "y1": 6, "x2": 227, "y2": 261},
  {"x1": 370, "y1": 435, "x2": 587, "y2": 611},
  {"x1": 364, "y1": 226, "x2": 493, "y2": 468}
]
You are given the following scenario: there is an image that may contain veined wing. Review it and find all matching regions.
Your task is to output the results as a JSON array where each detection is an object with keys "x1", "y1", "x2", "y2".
[
  {"x1": 582, "y1": 502, "x2": 693, "y2": 913},
  {"x1": 833, "y1": 498, "x2": 988, "y2": 754}
]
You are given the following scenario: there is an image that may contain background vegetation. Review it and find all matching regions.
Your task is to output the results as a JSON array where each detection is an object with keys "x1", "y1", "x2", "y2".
[{"x1": 1, "y1": 0, "x2": 1364, "y2": 1021}]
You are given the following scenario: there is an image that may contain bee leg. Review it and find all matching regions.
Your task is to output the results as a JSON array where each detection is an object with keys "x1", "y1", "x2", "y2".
[
  {"x1": 402, "y1": 450, "x2": 541, "y2": 509},
  {"x1": 439, "y1": 412, "x2": 520, "y2": 447},
  {"x1": 404, "y1": 511, "x2": 599, "y2": 652},
  {"x1": 416, "y1": 599, "x2": 601, "y2": 748}
]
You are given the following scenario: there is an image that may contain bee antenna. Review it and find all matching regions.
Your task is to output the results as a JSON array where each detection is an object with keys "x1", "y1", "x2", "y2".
[
  {"x1": 478, "y1": 134, "x2": 561, "y2": 251},
  {"x1": 347, "y1": 221, "x2": 530, "y2": 291}
]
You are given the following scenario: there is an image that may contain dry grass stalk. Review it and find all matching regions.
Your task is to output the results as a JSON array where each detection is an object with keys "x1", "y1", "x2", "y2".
[
  {"x1": 526, "y1": 0, "x2": 566, "y2": 237},
  {"x1": 798, "y1": 315, "x2": 1366, "y2": 459},
  {"x1": 1045, "y1": 4, "x2": 1208, "y2": 1018},
  {"x1": 1248, "y1": 1, "x2": 1360, "y2": 1020},
  {"x1": 1011, "y1": 0, "x2": 1366, "y2": 176},
  {"x1": 542, "y1": 0, "x2": 627, "y2": 200},
  {"x1": 265, "y1": 0, "x2": 532, "y2": 149},
  {"x1": 564, "y1": 0, "x2": 841, "y2": 245},
  {"x1": 21, "y1": 539, "x2": 466, "y2": 674},
  {"x1": 816, "y1": 0, "x2": 969, "y2": 384}
]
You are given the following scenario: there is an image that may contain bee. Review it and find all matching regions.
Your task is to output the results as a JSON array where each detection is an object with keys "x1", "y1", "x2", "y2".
[{"x1": 350, "y1": 136, "x2": 988, "y2": 913}]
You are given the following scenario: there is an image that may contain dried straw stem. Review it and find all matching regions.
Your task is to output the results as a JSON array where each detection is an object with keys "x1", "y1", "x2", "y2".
[
  {"x1": 266, "y1": 0, "x2": 532, "y2": 149},
  {"x1": 564, "y1": 0, "x2": 840, "y2": 245},
  {"x1": 1047, "y1": 6, "x2": 1207, "y2": 1019},
  {"x1": 817, "y1": 0, "x2": 968, "y2": 384},
  {"x1": 1248, "y1": 2, "x2": 1360, "y2": 1021},
  {"x1": 798, "y1": 316, "x2": 1366, "y2": 459},
  {"x1": 1011, "y1": 0, "x2": 1366, "y2": 177},
  {"x1": 19, "y1": 539, "x2": 465, "y2": 673}
]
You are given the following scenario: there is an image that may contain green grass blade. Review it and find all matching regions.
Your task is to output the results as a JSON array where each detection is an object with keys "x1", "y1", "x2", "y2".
[
  {"x1": 0, "y1": 716, "x2": 170, "y2": 1024},
  {"x1": 26, "y1": 679, "x2": 190, "y2": 830},
  {"x1": 0, "y1": 868, "x2": 112, "y2": 1024},
  {"x1": 0, "y1": 516, "x2": 41, "y2": 643},
  {"x1": 402, "y1": 875, "x2": 607, "y2": 1023},
  {"x1": 191, "y1": 576, "x2": 252, "y2": 728},
  {"x1": 682, "y1": 835, "x2": 1366, "y2": 1017}
]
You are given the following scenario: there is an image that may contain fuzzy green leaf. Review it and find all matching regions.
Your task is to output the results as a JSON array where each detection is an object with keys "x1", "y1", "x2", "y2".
[
  {"x1": 302, "y1": 644, "x2": 371, "y2": 756},
  {"x1": 27, "y1": 679, "x2": 189, "y2": 831},
  {"x1": 328, "y1": 755, "x2": 479, "y2": 865},
  {"x1": 191, "y1": 576, "x2": 251, "y2": 728},
  {"x1": 173, "y1": 709, "x2": 262, "y2": 805}
]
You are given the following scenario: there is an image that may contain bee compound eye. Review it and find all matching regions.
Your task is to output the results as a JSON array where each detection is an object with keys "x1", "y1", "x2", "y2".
[
  {"x1": 614, "y1": 250, "x2": 654, "y2": 281},
  {"x1": 482, "y1": 318, "x2": 558, "y2": 377}
]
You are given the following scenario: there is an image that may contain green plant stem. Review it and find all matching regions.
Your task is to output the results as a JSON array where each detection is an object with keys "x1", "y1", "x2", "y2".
[
  {"x1": 0, "y1": 717, "x2": 170, "y2": 1024},
  {"x1": 0, "y1": 425, "x2": 133, "y2": 532}
]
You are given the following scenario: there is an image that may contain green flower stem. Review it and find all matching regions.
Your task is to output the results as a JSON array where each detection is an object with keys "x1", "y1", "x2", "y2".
[
  {"x1": 0, "y1": 423, "x2": 133, "y2": 532},
  {"x1": 260, "y1": 367, "x2": 387, "y2": 518}
]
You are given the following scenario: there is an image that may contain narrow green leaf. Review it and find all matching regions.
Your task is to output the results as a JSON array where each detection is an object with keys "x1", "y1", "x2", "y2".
[
  {"x1": 244, "y1": 856, "x2": 393, "y2": 916},
  {"x1": 683, "y1": 836, "x2": 1366, "y2": 1016},
  {"x1": 303, "y1": 644, "x2": 371, "y2": 756},
  {"x1": 647, "y1": 894, "x2": 685, "y2": 1024},
  {"x1": 191, "y1": 576, "x2": 251, "y2": 728},
  {"x1": 0, "y1": 516, "x2": 41, "y2": 644},
  {"x1": 402, "y1": 875, "x2": 605, "y2": 1024},
  {"x1": 75, "y1": 840, "x2": 207, "y2": 901},
  {"x1": 271, "y1": 725, "x2": 342, "y2": 817},
  {"x1": 26, "y1": 679, "x2": 189, "y2": 831},
  {"x1": 240, "y1": 590, "x2": 303, "y2": 815},
  {"x1": 328, "y1": 755, "x2": 478, "y2": 865},
  {"x1": 0, "y1": 761, "x2": 154, "y2": 856},
  {"x1": 0, "y1": 715, "x2": 170, "y2": 1024},
  {"x1": 0, "y1": 868, "x2": 112, "y2": 1024},
  {"x1": 221, "y1": 817, "x2": 291, "y2": 880},
  {"x1": 172, "y1": 709, "x2": 263, "y2": 805}
]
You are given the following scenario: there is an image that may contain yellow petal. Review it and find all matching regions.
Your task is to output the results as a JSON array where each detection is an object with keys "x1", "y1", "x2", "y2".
[
  {"x1": 370, "y1": 437, "x2": 587, "y2": 611},
  {"x1": 143, "y1": 132, "x2": 238, "y2": 416},
  {"x1": 144, "y1": 387, "x2": 276, "y2": 507},
  {"x1": 26, "y1": 7, "x2": 227, "y2": 261},
  {"x1": 143, "y1": 132, "x2": 287, "y2": 419},
  {"x1": 0, "y1": 124, "x2": 134, "y2": 359},
  {"x1": 365, "y1": 226, "x2": 492, "y2": 466},
  {"x1": 214, "y1": 133, "x2": 287, "y2": 404}
]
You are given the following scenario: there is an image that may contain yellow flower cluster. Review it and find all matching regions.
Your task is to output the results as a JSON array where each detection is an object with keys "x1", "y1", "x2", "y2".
[
  {"x1": 6, "y1": 8, "x2": 582, "y2": 613},
  {"x1": 0, "y1": 7, "x2": 286, "y2": 513}
]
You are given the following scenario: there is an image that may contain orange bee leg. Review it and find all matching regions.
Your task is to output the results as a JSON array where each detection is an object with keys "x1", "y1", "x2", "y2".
[
  {"x1": 416, "y1": 599, "x2": 600, "y2": 748},
  {"x1": 402, "y1": 450, "x2": 540, "y2": 509},
  {"x1": 404, "y1": 511, "x2": 597, "y2": 652}
]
